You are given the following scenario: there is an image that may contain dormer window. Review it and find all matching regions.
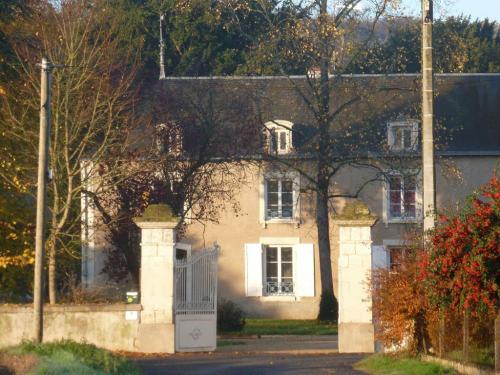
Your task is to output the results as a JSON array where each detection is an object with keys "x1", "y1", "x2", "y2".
[
  {"x1": 155, "y1": 122, "x2": 183, "y2": 156},
  {"x1": 387, "y1": 121, "x2": 418, "y2": 151},
  {"x1": 265, "y1": 120, "x2": 293, "y2": 154}
]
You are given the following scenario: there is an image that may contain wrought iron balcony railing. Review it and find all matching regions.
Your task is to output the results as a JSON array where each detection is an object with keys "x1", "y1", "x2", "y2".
[{"x1": 265, "y1": 281, "x2": 294, "y2": 296}]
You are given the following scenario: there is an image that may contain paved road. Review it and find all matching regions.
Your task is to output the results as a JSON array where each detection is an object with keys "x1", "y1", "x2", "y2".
[{"x1": 137, "y1": 352, "x2": 367, "y2": 375}]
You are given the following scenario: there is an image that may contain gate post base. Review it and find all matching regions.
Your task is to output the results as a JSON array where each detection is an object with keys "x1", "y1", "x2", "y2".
[
  {"x1": 339, "y1": 323, "x2": 375, "y2": 353},
  {"x1": 136, "y1": 323, "x2": 175, "y2": 354}
]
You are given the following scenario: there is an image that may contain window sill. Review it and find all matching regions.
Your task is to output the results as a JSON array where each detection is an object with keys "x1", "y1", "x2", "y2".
[
  {"x1": 259, "y1": 296, "x2": 300, "y2": 302},
  {"x1": 262, "y1": 219, "x2": 300, "y2": 228},
  {"x1": 386, "y1": 218, "x2": 421, "y2": 224}
]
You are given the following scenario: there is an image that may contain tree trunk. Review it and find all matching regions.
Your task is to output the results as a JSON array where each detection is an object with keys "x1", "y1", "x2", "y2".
[
  {"x1": 316, "y1": 185, "x2": 338, "y2": 321},
  {"x1": 463, "y1": 308, "x2": 470, "y2": 363},
  {"x1": 438, "y1": 309, "x2": 445, "y2": 357},
  {"x1": 48, "y1": 232, "x2": 57, "y2": 304},
  {"x1": 495, "y1": 311, "x2": 500, "y2": 373},
  {"x1": 48, "y1": 190, "x2": 58, "y2": 304},
  {"x1": 316, "y1": 0, "x2": 337, "y2": 320}
]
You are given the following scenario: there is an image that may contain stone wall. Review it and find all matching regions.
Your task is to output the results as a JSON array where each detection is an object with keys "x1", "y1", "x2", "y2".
[
  {"x1": 0, "y1": 304, "x2": 141, "y2": 351},
  {"x1": 0, "y1": 209, "x2": 183, "y2": 354}
]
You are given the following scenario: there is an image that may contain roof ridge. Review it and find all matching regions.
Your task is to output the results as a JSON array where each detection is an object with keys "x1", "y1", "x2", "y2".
[{"x1": 160, "y1": 73, "x2": 500, "y2": 80}]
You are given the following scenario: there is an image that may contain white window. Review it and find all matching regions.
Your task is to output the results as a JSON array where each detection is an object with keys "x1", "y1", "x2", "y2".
[
  {"x1": 266, "y1": 179, "x2": 294, "y2": 219},
  {"x1": 244, "y1": 242, "x2": 314, "y2": 298},
  {"x1": 265, "y1": 120, "x2": 293, "y2": 154},
  {"x1": 387, "y1": 121, "x2": 418, "y2": 151},
  {"x1": 385, "y1": 173, "x2": 421, "y2": 222},
  {"x1": 264, "y1": 245, "x2": 294, "y2": 295},
  {"x1": 260, "y1": 172, "x2": 300, "y2": 224}
]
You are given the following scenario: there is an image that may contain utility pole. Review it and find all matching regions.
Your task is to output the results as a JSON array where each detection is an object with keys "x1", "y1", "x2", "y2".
[
  {"x1": 34, "y1": 57, "x2": 52, "y2": 343},
  {"x1": 159, "y1": 13, "x2": 166, "y2": 80},
  {"x1": 422, "y1": 0, "x2": 435, "y2": 233}
]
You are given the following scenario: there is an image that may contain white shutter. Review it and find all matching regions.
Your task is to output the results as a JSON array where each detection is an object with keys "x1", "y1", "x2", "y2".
[
  {"x1": 245, "y1": 244, "x2": 263, "y2": 296},
  {"x1": 412, "y1": 121, "x2": 419, "y2": 150},
  {"x1": 293, "y1": 244, "x2": 315, "y2": 297},
  {"x1": 387, "y1": 123, "x2": 394, "y2": 149},
  {"x1": 372, "y1": 245, "x2": 388, "y2": 269}
]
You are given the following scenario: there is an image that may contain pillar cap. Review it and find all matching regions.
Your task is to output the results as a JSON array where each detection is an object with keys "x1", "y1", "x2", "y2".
[
  {"x1": 133, "y1": 204, "x2": 180, "y2": 228},
  {"x1": 332, "y1": 200, "x2": 377, "y2": 226}
]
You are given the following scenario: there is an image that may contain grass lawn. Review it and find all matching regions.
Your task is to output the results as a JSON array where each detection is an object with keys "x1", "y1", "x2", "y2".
[
  {"x1": 221, "y1": 319, "x2": 338, "y2": 336},
  {"x1": 446, "y1": 348, "x2": 494, "y2": 368},
  {"x1": 0, "y1": 340, "x2": 141, "y2": 375},
  {"x1": 355, "y1": 355, "x2": 456, "y2": 375}
]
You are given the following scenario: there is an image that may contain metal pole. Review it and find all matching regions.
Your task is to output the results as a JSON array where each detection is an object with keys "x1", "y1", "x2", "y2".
[
  {"x1": 34, "y1": 57, "x2": 52, "y2": 343},
  {"x1": 159, "y1": 14, "x2": 166, "y2": 80},
  {"x1": 422, "y1": 0, "x2": 435, "y2": 233}
]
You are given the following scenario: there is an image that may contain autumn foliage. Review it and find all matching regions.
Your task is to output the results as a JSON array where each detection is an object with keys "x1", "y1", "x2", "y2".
[
  {"x1": 372, "y1": 175, "x2": 499, "y2": 354},
  {"x1": 372, "y1": 245, "x2": 431, "y2": 353},
  {"x1": 421, "y1": 175, "x2": 499, "y2": 315}
]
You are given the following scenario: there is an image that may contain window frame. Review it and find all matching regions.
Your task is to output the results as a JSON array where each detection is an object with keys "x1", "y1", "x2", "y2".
[
  {"x1": 265, "y1": 120, "x2": 293, "y2": 155},
  {"x1": 387, "y1": 120, "x2": 419, "y2": 152},
  {"x1": 383, "y1": 170, "x2": 422, "y2": 224},
  {"x1": 263, "y1": 245, "x2": 294, "y2": 296},
  {"x1": 265, "y1": 178, "x2": 294, "y2": 220},
  {"x1": 260, "y1": 171, "x2": 300, "y2": 225},
  {"x1": 389, "y1": 247, "x2": 406, "y2": 270}
]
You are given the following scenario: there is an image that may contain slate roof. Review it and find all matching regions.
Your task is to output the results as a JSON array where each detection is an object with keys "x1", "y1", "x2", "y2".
[{"x1": 154, "y1": 74, "x2": 500, "y2": 155}]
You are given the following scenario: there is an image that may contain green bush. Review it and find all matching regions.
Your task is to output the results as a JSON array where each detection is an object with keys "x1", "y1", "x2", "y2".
[
  {"x1": 217, "y1": 299, "x2": 246, "y2": 332},
  {"x1": 20, "y1": 340, "x2": 140, "y2": 375}
]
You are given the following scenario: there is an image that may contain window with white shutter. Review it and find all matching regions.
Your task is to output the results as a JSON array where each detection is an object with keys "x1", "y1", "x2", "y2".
[{"x1": 246, "y1": 242, "x2": 314, "y2": 298}]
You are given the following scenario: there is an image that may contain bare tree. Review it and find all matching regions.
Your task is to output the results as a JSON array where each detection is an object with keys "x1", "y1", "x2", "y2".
[
  {"x1": 0, "y1": 0, "x2": 140, "y2": 303},
  {"x1": 221, "y1": 0, "x2": 414, "y2": 319},
  {"x1": 90, "y1": 79, "x2": 259, "y2": 283}
]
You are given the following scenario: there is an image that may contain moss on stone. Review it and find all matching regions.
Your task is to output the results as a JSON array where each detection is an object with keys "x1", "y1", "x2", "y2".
[
  {"x1": 335, "y1": 200, "x2": 376, "y2": 220},
  {"x1": 133, "y1": 204, "x2": 178, "y2": 223}
]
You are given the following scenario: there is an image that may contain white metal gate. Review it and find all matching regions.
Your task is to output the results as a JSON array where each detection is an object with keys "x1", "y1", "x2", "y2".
[{"x1": 174, "y1": 244, "x2": 219, "y2": 352}]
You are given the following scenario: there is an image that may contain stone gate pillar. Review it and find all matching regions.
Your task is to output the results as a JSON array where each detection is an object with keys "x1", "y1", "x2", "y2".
[
  {"x1": 134, "y1": 204, "x2": 179, "y2": 353},
  {"x1": 333, "y1": 201, "x2": 377, "y2": 353}
]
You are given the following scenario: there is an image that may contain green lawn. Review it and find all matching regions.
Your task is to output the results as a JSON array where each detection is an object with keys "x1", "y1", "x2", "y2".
[
  {"x1": 355, "y1": 355, "x2": 456, "y2": 375},
  {"x1": 446, "y1": 348, "x2": 494, "y2": 368},
  {"x1": 222, "y1": 319, "x2": 338, "y2": 336},
  {"x1": 1, "y1": 340, "x2": 141, "y2": 375}
]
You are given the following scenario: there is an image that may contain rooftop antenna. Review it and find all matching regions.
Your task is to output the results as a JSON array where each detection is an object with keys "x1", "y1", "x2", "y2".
[{"x1": 159, "y1": 13, "x2": 166, "y2": 80}]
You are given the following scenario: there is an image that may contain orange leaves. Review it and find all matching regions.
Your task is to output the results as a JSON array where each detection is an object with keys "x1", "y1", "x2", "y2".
[{"x1": 372, "y1": 249, "x2": 429, "y2": 352}]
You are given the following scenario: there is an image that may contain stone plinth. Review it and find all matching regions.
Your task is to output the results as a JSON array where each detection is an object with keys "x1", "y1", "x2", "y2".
[
  {"x1": 134, "y1": 204, "x2": 179, "y2": 353},
  {"x1": 333, "y1": 200, "x2": 377, "y2": 353}
]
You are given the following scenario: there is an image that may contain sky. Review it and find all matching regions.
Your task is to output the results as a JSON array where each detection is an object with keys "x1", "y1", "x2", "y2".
[{"x1": 399, "y1": 0, "x2": 500, "y2": 21}]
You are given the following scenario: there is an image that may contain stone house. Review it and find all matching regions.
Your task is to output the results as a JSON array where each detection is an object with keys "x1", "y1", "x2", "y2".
[{"x1": 81, "y1": 73, "x2": 500, "y2": 321}]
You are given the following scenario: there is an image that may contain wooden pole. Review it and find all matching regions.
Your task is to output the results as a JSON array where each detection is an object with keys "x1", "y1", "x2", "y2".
[
  {"x1": 422, "y1": 0, "x2": 435, "y2": 233},
  {"x1": 34, "y1": 57, "x2": 52, "y2": 343}
]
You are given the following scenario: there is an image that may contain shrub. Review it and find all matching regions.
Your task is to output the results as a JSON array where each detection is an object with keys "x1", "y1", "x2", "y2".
[{"x1": 217, "y1": 299, "x2": 246, "y2": 332}]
